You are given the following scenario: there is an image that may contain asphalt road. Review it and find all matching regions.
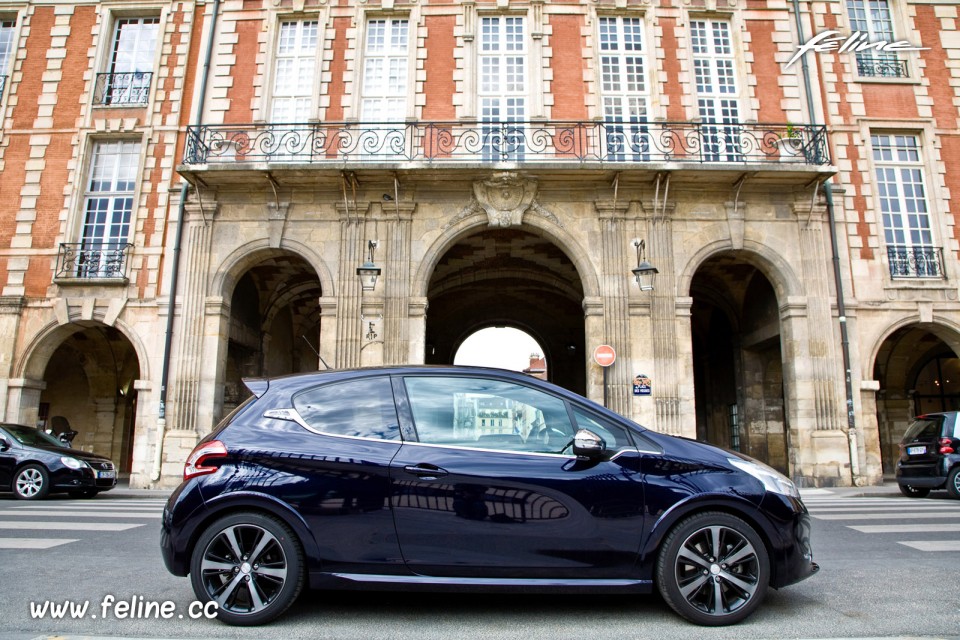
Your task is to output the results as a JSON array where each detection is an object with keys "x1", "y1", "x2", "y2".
[{"x1": 0, "y1": 486, "x2": 958, "y2": 640}]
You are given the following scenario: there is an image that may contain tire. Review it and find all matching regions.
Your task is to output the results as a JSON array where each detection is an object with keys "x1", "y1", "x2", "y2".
[
  {"x1": 13, "y1": 464, "x2": 50, "y2": 500},
  {"x1": 68, "y1": 489, "x2": 99, "y2": 499},
  {"x1": 898, "y1": 484, "x2": 930, "y2": 498},
  {"x1": 656, "y1": 512, "x2": 769, "y2": 626},
  {"x1": 947, "y1": 467, "x2": 960, "y2": 500},
  {"x1": 189, "y1": 512, "x2": 304, "y2": 626}
]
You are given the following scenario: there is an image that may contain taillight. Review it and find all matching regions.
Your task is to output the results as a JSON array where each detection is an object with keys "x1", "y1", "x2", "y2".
[
  {"x1": 939, "y1": 438, "x2": 955, "y2": 455},
  {"x1": 183, "y1": 440, "x2": 228, "y2": 480}
]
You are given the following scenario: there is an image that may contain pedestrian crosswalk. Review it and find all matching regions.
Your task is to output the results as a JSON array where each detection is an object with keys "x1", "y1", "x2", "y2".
[
  {"x1": 0, "y1": 498, "x2": 164, "y2": 550},
  {"x1": 803, "y1": 494, "x2": 960, "y2": 552}
]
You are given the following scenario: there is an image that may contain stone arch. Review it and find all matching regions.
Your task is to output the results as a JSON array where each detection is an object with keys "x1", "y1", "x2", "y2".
[
  {"x1": 868, "y1": 318, "x2": 960, "y2": 474},
  {"x1": 15, "y1": 318, "x2": 147, "y2": 473},
  {"x1": 211, "y1": 238, "x2": 336, "y2": 302},
  {"x1": 16, "y1": 317, "x2": 150, "y2": 384},
  {"x1": 412, "y1": 213, "x2": 600, "y2": 300},
  {"x1": 677, "y1": 238, "x2": 804, "y2": 302}
]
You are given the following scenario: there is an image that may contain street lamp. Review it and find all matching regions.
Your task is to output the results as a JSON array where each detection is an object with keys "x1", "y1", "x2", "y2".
[
  {"x1": 631, "y1": 238, "x2": 658, "y2": 291},
  {"x1": 356, "y1": 240, "x2": 381, "y2": 292}
]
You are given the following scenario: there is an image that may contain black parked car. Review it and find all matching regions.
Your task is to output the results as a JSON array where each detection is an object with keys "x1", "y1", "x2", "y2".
[
  {"x1": 0, "y1": 424, "x2": 117, "y2": 499},
  {"x1": 161, "y1": 366, "x2": 818, "y2": 627},
  {"x1": 896, "y1": 411, "x2": 960, "y2": 499}
]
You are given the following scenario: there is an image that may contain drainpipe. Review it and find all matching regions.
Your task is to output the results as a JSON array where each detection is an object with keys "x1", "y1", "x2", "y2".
[
  {"x1": 791, "y1": 0, "x2": 861, "y2": 486},
  {"x1": 152, "y1": 0, "x2": 221, "y2": 482}
]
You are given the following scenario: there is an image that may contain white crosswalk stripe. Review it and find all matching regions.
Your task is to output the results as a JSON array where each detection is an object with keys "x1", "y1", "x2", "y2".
[
  {"x1": 0, "y1": 498, "x2": 164, "y2": 550},
  {"x1": 804, "y1": 493, "x2": 960, "y2": 552}
]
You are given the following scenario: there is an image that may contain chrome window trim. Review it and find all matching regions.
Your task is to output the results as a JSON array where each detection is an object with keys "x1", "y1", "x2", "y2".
[{"x1": 262, "y1": 408, "x2": 401, "y2": 444}]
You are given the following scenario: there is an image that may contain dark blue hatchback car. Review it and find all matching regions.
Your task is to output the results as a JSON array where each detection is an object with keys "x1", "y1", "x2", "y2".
[{"x1": 161, "y1": 366, "x2": 817, "y2": 626}]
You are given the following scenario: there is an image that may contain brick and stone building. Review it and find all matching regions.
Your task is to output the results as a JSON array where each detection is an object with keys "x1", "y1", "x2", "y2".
[{"x1": 0, "y1": 0, "x2": 957, "y2": 488}]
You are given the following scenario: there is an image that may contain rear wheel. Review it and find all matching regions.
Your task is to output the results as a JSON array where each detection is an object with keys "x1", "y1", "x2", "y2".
[
  {"x1": 898, "y1": 484, "x2": 930, "y2": 498},
  {"x1": 656, "y1": 512, "x2": 769, "y2": 626},
  {"x1": 13, "y1": 465, "x2": 50, "y2": 500},
  {"x1": 189, "y1": 512, "x2": 304, "y2": 626},
  {"x1": 947, "y1": 467, "x2": 960, "y2": 500}
]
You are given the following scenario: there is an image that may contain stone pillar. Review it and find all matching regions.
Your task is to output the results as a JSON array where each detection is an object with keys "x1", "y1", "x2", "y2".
[
  {"x1": 583, "y1": 297, "x2": 604, "y2": 404},
  {"x1": 408, "y1": 297, "x2": 428, "y2": 364},
  {"x1": 0, "y1": 296, "x2": 25, "y2": 421},
  {"x1": 648, "y1": 207, "x2": 684, "y2": 437},
  {"x1": 383, "y1": 203, "x2": 416, "y2": 365},
  {"x1": 318, "y1": 296, "x2": 338, "y2": 369},
  {"x1": 335, "y1": 203, "x2": 366, "y2": 369},
  {"x1": 596, "y1": 201, "x2": 632, "y2": 415},
  {"x1": 168, "y1": 199, "x2": 217, "y2": 436},
  {"x1": 6, "y1": 378, "x2": 46, "y2": 426},
  {"x1": 198, "y1": 296, "x2": 230, "y2": 430}
]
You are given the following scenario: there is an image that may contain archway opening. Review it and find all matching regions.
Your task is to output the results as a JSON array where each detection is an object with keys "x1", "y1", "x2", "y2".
[
  {"x1": 38, "y1": 324, "x2": 141, "y2": 473},
  {"x1": 690, "y1": 252, "x2": 789, "y2": 474},
  {"x1": 872, "y1": 325, "x2": 960, "y2": 474},
  {"x1": 425, "y1": 228, "x2": 585, "y2": 394},
  {"x1": 454, "y1": 326, "x2": 547, "y2": 379},
  {"x1": 224, "y1": 253, "x2": 322, "y2": 417}
]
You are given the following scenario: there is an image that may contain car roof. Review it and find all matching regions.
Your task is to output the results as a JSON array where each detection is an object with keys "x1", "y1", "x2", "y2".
[{"x1": 243, "y1": 365, "x2": 582, "y2": 402}]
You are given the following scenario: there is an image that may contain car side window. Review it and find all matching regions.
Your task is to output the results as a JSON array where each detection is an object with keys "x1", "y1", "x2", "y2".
[
  {"x1": 293, "y1": 376, "x2": 400, "y2": 440},
  {"x1": 403, "y1": 376, "x2": 575, "y2": 454},
  {"x1": 571, "y1": 407, "x2": 633, "y2": 450}
]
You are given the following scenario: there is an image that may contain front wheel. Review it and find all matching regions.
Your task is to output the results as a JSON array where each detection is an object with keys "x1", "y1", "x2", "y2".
[
  {"x1": 13, "y1": 465, "x2": 50, "y2": 500},
  {"x1": 656, "y1": 512, "x2": 769, "y2": 626},
  {"x1": 947, "y1": 467, "x2": 960, "y2": 500},
  {"x1": 898, "y1": 484, "x2": 930, "y2": 498},
  {"x1": 189, "y1": 512, "x2": 304, "y2": 626}
]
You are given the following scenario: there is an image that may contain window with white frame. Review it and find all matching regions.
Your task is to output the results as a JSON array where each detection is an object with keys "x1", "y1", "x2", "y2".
[
  {"x1": 0, "y1": 20, "x2": 14, "y2": 96},
  {"x1": 78, "y1": 140, "x2": 140, "y2": 278},
  {"x1": 598, "y1": 16, "x2": 649, "y2": 160},
  {"x1": 872, "y1": 133, "x2": 941, "y2": 278},
  {"x1": 360, "y1": 18, "x2": 409, "y2": 121},
  {"x1": 691, "y1": 19, "x2": 741, "y2": 161},
  {"x1": 847, "y1": 0, "x2": 906, "y2": 78},
  {"x1": 359, "y1": 18, "x2": 409, "y2": 160},
  {"x1": 97, "y1": 17, "x2": 159, "y2": 105},
  {"x1": 479, "y1": 15, "x2": 527, "y2": 160},
  {"x1": 271, "y1": 20, "x2": 319, "y2": 123}
]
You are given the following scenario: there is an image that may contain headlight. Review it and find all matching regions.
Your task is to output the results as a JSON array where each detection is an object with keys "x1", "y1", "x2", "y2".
[
  {"x1": 729, "y1": 457, "x2": 800, "y2": 498},
  {"x1": 60, "y1": 457, "x2": 88, "y2": 470}
]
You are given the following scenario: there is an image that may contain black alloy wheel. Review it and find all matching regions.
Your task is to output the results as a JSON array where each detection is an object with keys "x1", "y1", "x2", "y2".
[
  {"x1": 656, "y1": 511, "x2": 769, "y2": 626},
  {"x1": 189, "y1": 512, "x2": 304, "y2": 626}
]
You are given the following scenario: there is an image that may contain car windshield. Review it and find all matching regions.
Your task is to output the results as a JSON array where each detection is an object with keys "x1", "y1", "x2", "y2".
[
  {"x1": 3, "y1": 424, "x2": 65, "y2": 447},
  {"x1": 901, "y1": 416, "x2": 943, "y2": 442}
]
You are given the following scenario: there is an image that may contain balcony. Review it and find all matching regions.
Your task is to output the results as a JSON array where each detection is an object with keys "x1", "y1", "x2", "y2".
[
  {"x1": 183, "y1": 120, "x2": 830, "y2": 168},
  {"x1": 856, "y1": 55, "x2": 909, "y2": 79},
  {"x1": 93, "y1": 72, "x2": 153, "y2": 106},
  {"x1": 55, "y1": 243, "x2": 133, "y2": 282},
  {"x1": 887, "y1": 245, "x2": 945, "y2": 279}
]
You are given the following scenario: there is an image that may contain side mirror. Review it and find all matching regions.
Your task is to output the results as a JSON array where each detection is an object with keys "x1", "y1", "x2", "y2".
[
  {"x1": 572, "y1": 428, "x2": 607, "y2": 459},
  {"x1": 0, "y1": 437, "x2": 9, "y2": 452}
]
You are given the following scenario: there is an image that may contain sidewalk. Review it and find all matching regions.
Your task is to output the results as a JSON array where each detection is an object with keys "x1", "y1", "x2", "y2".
[
  {"x1": 799, "y1": 480, "x2": 902, "y2": 499},
  {"x1": 106, "y1": 479, "x2": 172, "y2": 499}
]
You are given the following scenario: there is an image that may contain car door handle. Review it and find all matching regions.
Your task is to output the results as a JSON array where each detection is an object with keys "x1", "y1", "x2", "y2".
[{"x1": 403, "y1": 464, "x2": 449, "y2": 479}]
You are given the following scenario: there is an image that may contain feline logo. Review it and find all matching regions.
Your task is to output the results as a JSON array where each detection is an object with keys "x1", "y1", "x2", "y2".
[{"x1": 787, "y1": 30, "x2": 928, "y2": 68}]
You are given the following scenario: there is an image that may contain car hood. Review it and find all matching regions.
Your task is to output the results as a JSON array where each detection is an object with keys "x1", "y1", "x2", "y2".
[{"x1": 26, "y1": 441, "x2": 112, "y2": 463}]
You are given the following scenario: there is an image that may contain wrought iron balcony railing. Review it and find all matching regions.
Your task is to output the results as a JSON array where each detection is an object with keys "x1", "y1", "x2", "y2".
[
  {"x1": 887, "y1": 245, "x2": 944, "y2": 279},
  {"x1": 856, "y1": 55, "x2": 909, "y2": 79},
  {"x1": 183, "y1": 120, "x2": 831, "y2": 167},
  {"x1": 94, "y1": 72, "x2": 152, "y2": 106},
  {"x1": 56, "y1": 242, "x2": 133, "y2": 280}
]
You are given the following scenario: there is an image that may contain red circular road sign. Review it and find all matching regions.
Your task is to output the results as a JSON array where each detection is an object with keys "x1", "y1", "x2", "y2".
[{"x1": 593, "y1": 345, "x2": 616, "y2": 367}]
